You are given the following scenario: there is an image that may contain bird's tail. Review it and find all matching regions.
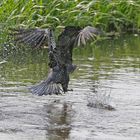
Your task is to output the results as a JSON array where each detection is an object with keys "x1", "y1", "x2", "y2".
[{"x1": 29, "y1": 80, "x2": 62, "y2": 96}]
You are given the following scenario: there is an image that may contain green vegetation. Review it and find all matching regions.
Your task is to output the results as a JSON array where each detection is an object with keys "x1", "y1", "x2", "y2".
[
  {"x1": 0, "y1": 0, "x2": 140, "y2": 32},
  {"x1": 0, "y1": 0, "x2": 140, "y2": 55}
]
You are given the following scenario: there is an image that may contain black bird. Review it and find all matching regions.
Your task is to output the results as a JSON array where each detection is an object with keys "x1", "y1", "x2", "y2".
[{"x1": 11, "y1": 26, "x2": 101, "y2": 95}]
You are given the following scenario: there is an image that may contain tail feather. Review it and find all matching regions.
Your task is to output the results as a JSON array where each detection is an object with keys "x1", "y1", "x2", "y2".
[{"x1": 29, "y1": 81, "x2": 62, "y2": 96}]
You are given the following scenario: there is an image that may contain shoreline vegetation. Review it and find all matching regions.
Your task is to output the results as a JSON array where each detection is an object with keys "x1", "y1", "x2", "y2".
[
  {"x1": 0, "y1": 0, "x2": 140, "y2": 54},
  {"x1": 0, "y1": 0, "x2": 140, "y2": 32}
]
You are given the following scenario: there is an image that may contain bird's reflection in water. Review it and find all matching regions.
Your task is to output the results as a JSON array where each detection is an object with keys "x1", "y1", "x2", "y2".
[{"x1": 43, "y1": 100, "x2": 72, "y2": 140}]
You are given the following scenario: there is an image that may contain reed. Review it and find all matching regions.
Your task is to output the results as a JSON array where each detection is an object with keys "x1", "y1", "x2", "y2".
[{"x1": 0, "y1": 0, "x2": 140, "y2": 31}]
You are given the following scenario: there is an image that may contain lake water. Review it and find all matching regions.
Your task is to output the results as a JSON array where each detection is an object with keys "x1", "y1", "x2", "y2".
[{"x1": 0, "y1": 35, "x2": 140, "y2": 140}]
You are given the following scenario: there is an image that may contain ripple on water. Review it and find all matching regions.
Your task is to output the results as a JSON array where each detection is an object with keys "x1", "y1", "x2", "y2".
[{"x1": 0, "y1": 35, "x2": 140, "y2": 139}]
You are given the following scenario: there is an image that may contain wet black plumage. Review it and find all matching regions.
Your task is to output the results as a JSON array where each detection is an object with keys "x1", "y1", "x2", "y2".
[{"x1": 11, "y1": 26, "x2": 101, "y2": 95}]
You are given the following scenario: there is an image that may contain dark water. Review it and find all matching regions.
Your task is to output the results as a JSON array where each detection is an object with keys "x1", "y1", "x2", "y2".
[{"x1": 0, "y1": 35, "x2": 140, "y2": 140}]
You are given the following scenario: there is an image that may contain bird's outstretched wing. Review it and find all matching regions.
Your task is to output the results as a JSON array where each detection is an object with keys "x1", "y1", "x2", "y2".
[
  {"x1": 57, "y1": 26, "x2": 101, "y2": 65},
  {"x1": 10, "y1": 28, "x2": 50, "y2": 48},
  {"x1": 11, "y1": 27, "x2": 67, "y2": 95},
  {"x1": 76, "y1": 26, "x2": 102, "y2": 46}
]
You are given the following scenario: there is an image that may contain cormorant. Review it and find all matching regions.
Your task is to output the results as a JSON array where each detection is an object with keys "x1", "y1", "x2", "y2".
[{"x1": 11, "y1": 26, "x2": 101, "y2": 95}]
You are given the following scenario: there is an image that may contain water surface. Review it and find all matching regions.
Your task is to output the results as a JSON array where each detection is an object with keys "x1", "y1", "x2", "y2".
[{"x1": 0, "y1": 35, "x2": 140, "y2": 140}]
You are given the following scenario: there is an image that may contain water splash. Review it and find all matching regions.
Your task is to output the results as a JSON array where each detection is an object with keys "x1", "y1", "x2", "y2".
[{"x1": 87, "y1": 89, "x2": 116, "y2": 110}]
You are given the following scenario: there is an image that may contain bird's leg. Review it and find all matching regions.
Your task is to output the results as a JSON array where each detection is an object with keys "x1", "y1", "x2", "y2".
[
  {"x1": 62, "y1": 84, "x2": 68, "y2": 93},
  {"x1": 61, "y1": 83, "x2": 73, "y2": 93},
  {"x1": 67, "y1": 89, "x2": 73, "y2": 91}
]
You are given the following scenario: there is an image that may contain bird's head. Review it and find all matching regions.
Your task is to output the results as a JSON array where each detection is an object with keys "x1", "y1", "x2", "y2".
[
  {"x1": 64, "y1": 26, "x2": 81, "y2": 33},
  {"x1": 61, "y1": 26, "x2": 81, "y2": 38}
]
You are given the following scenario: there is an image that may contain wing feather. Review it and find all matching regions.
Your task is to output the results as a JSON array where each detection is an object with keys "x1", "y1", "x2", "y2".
[
  {"x1": 10, "y1": 28, "x2": 49, "y2": 48},
  {"x1": 76, "y1": 26, "x2": 101, "y2": 46},
  {"x1": 35, "y1": 34, "x2": 47, "y2": 48},
  {"x1": 16, "y1": 31, "x2": 39, "y2": 45}
]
